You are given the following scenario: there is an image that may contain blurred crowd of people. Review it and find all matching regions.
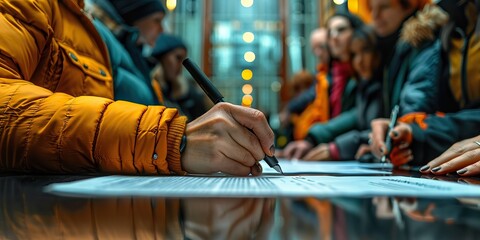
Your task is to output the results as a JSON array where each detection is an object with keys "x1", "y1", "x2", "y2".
[{"x1": 278, "y1": 0, "x2": 480, "y2": 176}]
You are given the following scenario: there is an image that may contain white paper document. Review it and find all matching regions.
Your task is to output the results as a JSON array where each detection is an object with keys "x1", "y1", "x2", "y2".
[
  {"x1": 261, "y1": 159, "x2": 392, "y2": 175},
  {"x1": 47, "y1": 175, "x2": 480, "y2": 198}
]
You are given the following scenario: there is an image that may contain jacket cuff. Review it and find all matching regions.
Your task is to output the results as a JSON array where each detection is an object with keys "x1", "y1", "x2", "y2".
[
  {"x1": 166, "y1": 116, "x2": 187, "y2": 175},
  {"x1": 410, "y1": 123, "x2": 426, "y2": 166}
]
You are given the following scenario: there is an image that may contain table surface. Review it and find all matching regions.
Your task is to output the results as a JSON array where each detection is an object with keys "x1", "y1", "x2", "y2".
[{"x1": 1, "y1": 171, "x2": 480, "y2": 239}]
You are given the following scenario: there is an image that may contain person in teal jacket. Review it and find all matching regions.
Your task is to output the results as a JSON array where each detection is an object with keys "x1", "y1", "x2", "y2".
[{"x1": 88, "y1": 0, "x2": 165, "y2": 105}]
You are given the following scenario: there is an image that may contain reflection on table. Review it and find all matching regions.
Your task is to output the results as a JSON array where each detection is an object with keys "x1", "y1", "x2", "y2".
[{"x1": 1, "y1": 174, "x2": 480, "y2": 239}]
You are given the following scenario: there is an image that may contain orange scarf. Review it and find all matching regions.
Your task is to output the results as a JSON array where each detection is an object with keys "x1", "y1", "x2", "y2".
[{"x1": 293, "y1": 65, "x2": 330, "y2": 140}]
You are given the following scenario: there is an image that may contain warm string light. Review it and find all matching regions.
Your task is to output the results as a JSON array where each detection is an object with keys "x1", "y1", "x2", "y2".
[
  {"x1": 241, "y1": 0, "x2": 254, "y2": 8},
  {"x1": 166, "y1": 0, "x2": 177, "y2": 11},
  {"x1": 240, "y1": 0, "x2": 254, "y2": 106},
  {"x1": 244, "y1": 51, "x2": 256, "y2": 62},
  {"x1": 243, "y1": 32, "x2": 255, "y2": 43}
]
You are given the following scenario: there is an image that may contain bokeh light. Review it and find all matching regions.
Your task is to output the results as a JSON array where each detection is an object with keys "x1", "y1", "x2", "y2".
[
  {"x1": 241, "y1": 69, "x2": 253, "y2": 80},
  {"x1": 242, "y1": 95, "x2": 253, "y2": 106},
  {"x1": 243, "y1": 32, "x2": 255, "y2": 43},
  {"x1": 241, "y1": 0, "x2": 254, "y2": 8},
  {"x1": 242, "y1": 84, "x2": 253, "y2": 95},
  {"x1": 244, "y1": 51, "x2": 256, "y2": 62}
]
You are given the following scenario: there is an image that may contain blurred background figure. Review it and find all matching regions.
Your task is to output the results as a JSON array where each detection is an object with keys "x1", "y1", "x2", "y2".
[
  {"x1": 282, "y1": 12, "x2": 363, "y2": 160},
  {"x1": 289, "y1": 70, "x2": 315, "y2": 99},
  {"x1": 150, "y1": 34, "x2": 210, "y2": 121},
  {"x1": 369, "y1": 0, "x2": 480, "y2": 173},
  {"x1": 278, "y1": 27, "x2": 330, "y2": 133},
  {"x1": 303, "y1": 24, "x2": 382, "y2": 161},
  {"x1": 88, "y1": 0, "x2": 166, "y2": 105}
]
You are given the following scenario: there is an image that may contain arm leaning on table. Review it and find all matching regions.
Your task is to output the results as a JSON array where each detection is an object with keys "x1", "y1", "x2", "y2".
[
  {"x1": 0, "y1": 0, "x2": 186, "y2": 175},
  {"x1": 0, "y1": 1, "x2": 273, "y2": 176}
]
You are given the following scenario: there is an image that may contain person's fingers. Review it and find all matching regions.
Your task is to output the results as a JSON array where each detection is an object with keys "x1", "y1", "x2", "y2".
[
  {"x1": 292, "y1": 146, "x2": 307, "y2": 160},
  {"x1": 355, "y1": 144, "x2": 371, "y2": 159},
  {"x1": 459, "y1": 162, "x2": 480, "y2": 177},
  {"x1": 390, "y1": 123, "x2": 413, "y2": 146},
  {"x1": 389, "y1": 147, "x2": 413, "y2": 166},
  {"x1": 250, "y1": 162, "x2": 263, "y2": 176},
  {"x1": 218, "y1": 153, "x2": 254, "y2": 176},
  {"x1": 223, "y1": 103, "x2": 275, "y2": 156},
  {"x1": 283, "y1": 143, "x2": 296, "y2": 159},
  {"x1": 421, "y1": 140, "x2": 480, "y2": 173},
  {"x1": 303, "y1": 145, "x2": 330, "y2": 161},
  {"x1": 225, "y1": 120, "x2": 265, "y2": 161},
  {"x1": 432, "y1": 148, "x2": 480, "y2": 176},
  {"x1": 218, "y1": 138, "x2": 258, "y2": 167},
  {"x1": 303, "y1": 148, "x2": 320, "y2": 161},
  {"x1": 275, "y1": 149, "x2": 285, "y2": 158},
  {"x1": 370, "y1": 119, "x2": 390, "y2": 158}
]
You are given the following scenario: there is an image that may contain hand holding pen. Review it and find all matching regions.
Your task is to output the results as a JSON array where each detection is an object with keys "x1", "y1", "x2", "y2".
[
  {"x1": 382, "y1": 105, "x2": 400, "y2": 163},
  {"x1": 370, "y1": 105, "x2": 415, "y2": 166},
  {"x1": 181, "y1": 58, "x2": 283, "y2": 175}
]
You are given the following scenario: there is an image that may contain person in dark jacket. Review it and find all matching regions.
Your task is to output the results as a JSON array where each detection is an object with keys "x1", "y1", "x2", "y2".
[
  {"x1": 150, "y1": 34, "x2": 209, "y2": 121},
  {"x1": 370, "y1": 0, "x2": 480, "y2": 174}
]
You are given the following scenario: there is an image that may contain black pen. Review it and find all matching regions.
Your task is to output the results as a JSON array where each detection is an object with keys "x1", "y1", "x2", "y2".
[
  {"x1": 182, "y1": 58, "x2": 284, "y2": 174},
  {"x1": 382, "y1": 105, "x2": 400, "y2": 163}
]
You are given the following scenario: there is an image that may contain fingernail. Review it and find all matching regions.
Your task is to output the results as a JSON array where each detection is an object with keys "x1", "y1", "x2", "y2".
[
  {"x1": 457, "y1": 168, "x2": 468, "y2": 175},
  {"x1": 419, "y1": 165, "x2": 430, "y2": 172},
  {"x1": 431, "y1": 166, "x2": 441, "y2": 172},
  {"x1": 392, "y1": 131, "x2": 399, "y2": 137},
  {"x1": 256, "y1": 162, "x2": 263, "y2": 172},
  {"x1": 270, "y1": 145, "x2": 275, "y2": 156}
]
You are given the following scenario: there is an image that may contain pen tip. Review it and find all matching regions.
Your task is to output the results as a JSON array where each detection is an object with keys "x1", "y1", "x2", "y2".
[{"x1": 273, "y1": 165, "x2": 284, "y2": 175}]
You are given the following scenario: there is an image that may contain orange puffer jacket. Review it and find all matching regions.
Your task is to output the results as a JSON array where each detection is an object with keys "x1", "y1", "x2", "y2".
[{"x1": 0, "y1": 0, "x2": 187, "y2": 175}]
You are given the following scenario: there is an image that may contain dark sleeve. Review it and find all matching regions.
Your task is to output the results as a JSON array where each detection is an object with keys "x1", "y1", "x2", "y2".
[
  {"x1": 333, "y1": 130, "x2": 370, "y2": 160},
  {"x1": 399, "y1": 40, "x2": 442, "y2": 115},
  {"x1": 306, "y1": 108, "x2": 358, "y2": 145},
  {"x1": 286, "y1": 85, "x2": 316, "y2": 114},
  {"x1": 410, "y1": 109, "x2": 480, "y2": 165}
]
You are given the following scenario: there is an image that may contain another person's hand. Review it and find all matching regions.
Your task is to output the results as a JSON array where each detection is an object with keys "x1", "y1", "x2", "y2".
[
  {"x1": 355, "y1": 144, "x2": 372, "y2": 159},
  {"x1": 283, "y1": 140, "x2": 313, "y2": 160},
  {"x1": 181, "y1": 103, "x2": 274, "y2": 176},
  {"x1": 370, "y1": 119, "x2": 414, "y2": 166},
  {"x1": 419, "y1": 135, "x2": 480, "y2": 176},
  {"x1": 303, "y1": 144, "x2": 331, "y2": 161}
]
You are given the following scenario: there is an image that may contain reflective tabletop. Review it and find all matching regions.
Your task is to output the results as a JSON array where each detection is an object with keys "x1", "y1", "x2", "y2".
[{"x1": 1, "y1": 171, "x2": 480, "y2": 239}]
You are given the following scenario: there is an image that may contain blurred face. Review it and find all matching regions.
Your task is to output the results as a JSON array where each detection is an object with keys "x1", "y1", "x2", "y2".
[
  {"x1": 134, "y1": 12, "x2": 165, "y2": 47},
  {"x1": 369, "y1": 0, "x2": 414, "y2": 37},
  {"x1": 160, "y1": 48, "x2": 187, "y2": 82},
  {"x1": 310, "y1": 29, "x2": 329, "y2": 65},
  {"x1": 351, "y1": 38, "x2": 376, "y2": 80},
  {"x1": 328, "y1": 16, "x2": 353, "y2": 61}
]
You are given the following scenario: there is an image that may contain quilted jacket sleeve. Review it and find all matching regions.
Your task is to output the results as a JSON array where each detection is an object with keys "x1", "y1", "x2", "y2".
[{"x1": 0, "y1": 1, "x2": 187, "y2": 175}]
